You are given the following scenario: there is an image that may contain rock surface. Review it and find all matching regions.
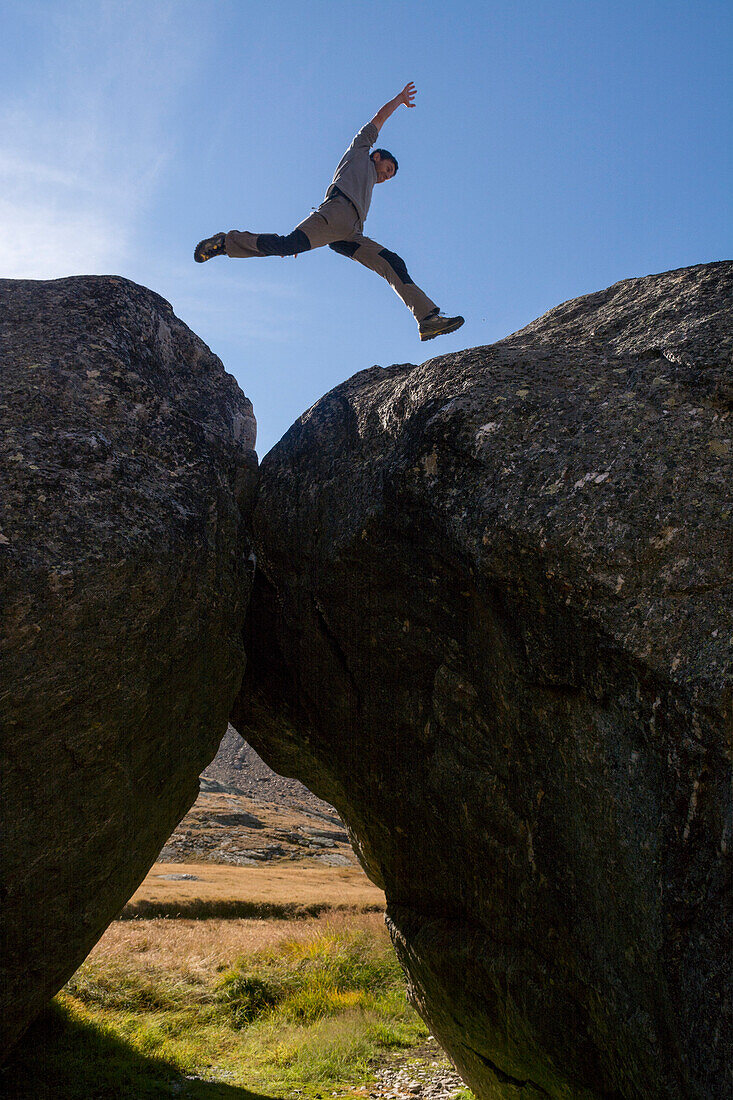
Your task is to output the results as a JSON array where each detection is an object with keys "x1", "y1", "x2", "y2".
[
  {"x1": 0, "y1": 276, "x2": 256, "y2": 1055},
  {"x1": 202, "y1": 723, "x2": 340, "y2": 817},
  {"x1": 235, "y1": 263, "x2": 732, "y2": 1099}
]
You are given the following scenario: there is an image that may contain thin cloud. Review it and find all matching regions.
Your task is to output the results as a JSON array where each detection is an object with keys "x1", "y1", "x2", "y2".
[
  {"x1": 0, "y1": 1, "x2": 317, "y2": 342},
  {"x1": 0, "y1": 1, "x2": 205, "y2": 279},
  {"x1": 0, "y1": 195, "x2": 117, "y2": 279}
]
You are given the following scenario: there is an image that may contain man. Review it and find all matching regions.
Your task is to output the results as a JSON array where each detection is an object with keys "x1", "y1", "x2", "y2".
[{"x1": 194, "y1": 83, "x2": 464, "y2": 341}]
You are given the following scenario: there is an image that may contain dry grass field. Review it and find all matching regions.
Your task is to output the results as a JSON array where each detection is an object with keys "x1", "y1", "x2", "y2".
[
  {"x1": 92, "y1": 910, "x2": 389, "y2": 976},
  {"x1": 123, "y1": 861, "x2": 386, "y2": 919}
]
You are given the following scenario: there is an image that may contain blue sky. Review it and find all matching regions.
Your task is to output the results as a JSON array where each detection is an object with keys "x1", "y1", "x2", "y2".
[{"x1": 2, "y1": 0, "x2": 731, "y2": 455}]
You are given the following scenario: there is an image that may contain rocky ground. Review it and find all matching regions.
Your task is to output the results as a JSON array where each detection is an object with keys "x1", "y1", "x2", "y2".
[
  {"x1": 362, "y1": 1040, "x2": 467, "y2": 1098},
  {"x1": 202, "y1": 724, "x2": 334, "y2": 815},
  {"x1": 171, "y1": 1038, "x2": 466, "y2": 1098},
  {"x1": 158, "y1": 725, "x2": 355, "y2": 868}
]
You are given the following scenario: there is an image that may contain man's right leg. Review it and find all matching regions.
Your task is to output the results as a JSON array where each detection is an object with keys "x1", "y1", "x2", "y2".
[
  {"x1": 328, "y1": 233, "x2": 464, "y2": 339},
  {"x1": 329, "y1": 234, "x2": 438, "y2": 323}
]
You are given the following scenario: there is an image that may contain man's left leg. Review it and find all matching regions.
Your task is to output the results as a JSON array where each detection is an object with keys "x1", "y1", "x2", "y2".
[
  {"x1": 329, "y1": 235, "x2": 437, "y2": 323},
  {"x1": 195, "y1": 207, "x2": 341, "y2": 263}
]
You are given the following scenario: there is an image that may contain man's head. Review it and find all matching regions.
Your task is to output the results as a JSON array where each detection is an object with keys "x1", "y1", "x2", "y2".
[{"x1": 371, "y1": 149, "x2": 398, "y2": 183}]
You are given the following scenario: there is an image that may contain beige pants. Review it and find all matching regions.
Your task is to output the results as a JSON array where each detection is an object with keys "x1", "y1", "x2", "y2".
[{"x1": 224, "y1": 194, "x2": 438, "y2": 324}]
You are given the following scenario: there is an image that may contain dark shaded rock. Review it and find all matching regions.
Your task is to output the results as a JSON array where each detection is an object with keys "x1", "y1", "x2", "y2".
[
  {"x1": 0, "y1": 276, "x2": 256, "y2": 1055},
  {"x1": 235, "y1": 263, "x2": 732, "y2": 1099}
]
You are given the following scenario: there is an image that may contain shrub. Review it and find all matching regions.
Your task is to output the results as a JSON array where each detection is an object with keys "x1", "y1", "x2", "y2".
[
  {"x1": 64, "y1": 967, "x2": 178, "y2": 1012},
  {"x1": 214, "y1": 972, "x2": 280, "y2": 1027},
  {"x1": 214, "y1": 925, "x2": 404, "y2": 1030}
]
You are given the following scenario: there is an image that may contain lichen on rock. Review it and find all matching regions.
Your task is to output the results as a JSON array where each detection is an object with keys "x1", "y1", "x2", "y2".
[
  {"x1": 0, "y1": 275, "x2": 257, "y2": 1056},
  {"x1": 235, "y1": 262, "x2": 732, "y2": 1099}
]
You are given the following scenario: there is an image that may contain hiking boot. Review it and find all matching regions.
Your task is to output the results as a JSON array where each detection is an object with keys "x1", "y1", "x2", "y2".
[
  {"x1": 418, "y1": 311, "x2": 465, "y2": 341},
  {"x1": 194, "y1": 233, "x2": 227, "y2": 263}
]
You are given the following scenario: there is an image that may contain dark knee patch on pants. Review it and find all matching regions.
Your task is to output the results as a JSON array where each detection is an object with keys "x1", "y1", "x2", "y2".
[
  {"x1": 329, "y1": 240, "x2": 360, "y2": 258},
  {"x1": 378, "y1": 248, "x2": 414, "y2": 285},
  {"x1": 257, "y1": 228, "x2": 312, "y2": 256}
]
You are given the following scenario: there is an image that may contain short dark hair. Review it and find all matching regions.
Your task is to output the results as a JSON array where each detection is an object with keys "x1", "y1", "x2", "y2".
[{"x1": 371, "y1": 148, "x2": 398, "y2": 174}]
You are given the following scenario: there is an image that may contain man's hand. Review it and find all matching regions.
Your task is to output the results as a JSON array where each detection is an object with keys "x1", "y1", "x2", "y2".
[
  {"x1": 371, "y1": 82, "x2": 417, "y2": 133},
  {"x1": 399, "y1": 82, "x2": 416, "y2": 108}
]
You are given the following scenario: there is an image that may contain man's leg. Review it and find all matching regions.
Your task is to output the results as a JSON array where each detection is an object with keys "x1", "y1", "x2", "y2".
[
  {"x1": 225, "y1": 207, "x2": 342, "y2": 259},
  {"x1": 329, "y1": 235, "x2": 438, "y2": 323},
  {"x1": 225, "y1": 227, "x2": 309, "y2": 258}
]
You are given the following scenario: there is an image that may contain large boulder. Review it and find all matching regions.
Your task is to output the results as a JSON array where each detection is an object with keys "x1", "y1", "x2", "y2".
[
  {"x1": 0, "y1": 276, "x2": 257, "y2": 1054},
  {"x1": 235, "y1": 262, "x2": 731, "y2": 1099}
]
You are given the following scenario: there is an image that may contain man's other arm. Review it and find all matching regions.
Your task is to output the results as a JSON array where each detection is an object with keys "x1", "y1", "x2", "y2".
[{"x1": 370, "y1": 82, "x2": 416, "y2": 134}]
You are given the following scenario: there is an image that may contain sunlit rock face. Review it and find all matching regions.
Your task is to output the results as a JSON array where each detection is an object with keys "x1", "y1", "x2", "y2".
[
  {"x1": 235, "y1": 262, "x2": 731, "y2": 1099},
  {"x1": 0, "y1": 276, "x2": 257, "y2": 1056}
]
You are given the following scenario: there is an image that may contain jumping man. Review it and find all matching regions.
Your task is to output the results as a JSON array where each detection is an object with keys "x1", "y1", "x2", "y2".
[{"x1": 194, "y1": 83, "x2": 464, "y2": 341}]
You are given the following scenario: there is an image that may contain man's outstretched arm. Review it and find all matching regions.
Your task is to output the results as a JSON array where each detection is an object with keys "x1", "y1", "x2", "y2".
[{"x1": 370, "y1": 82, "x2": 416, "y2": 134}]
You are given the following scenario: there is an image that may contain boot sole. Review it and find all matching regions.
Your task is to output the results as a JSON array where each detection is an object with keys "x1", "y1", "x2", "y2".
[
  {"x1": 194, "y1": 240, "x2": 210, "y2": 263},
  {"x1": 194, "y1": 236, "x2": 225, "y2": 263}
]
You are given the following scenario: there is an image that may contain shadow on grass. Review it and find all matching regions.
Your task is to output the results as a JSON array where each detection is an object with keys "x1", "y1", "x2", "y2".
[
  {"x1": 0, "y1": 1001, "x2": 276, "y2": 1100},
  {"x1": 120, "y1": 899, "x2": 384, "y2": 920}
]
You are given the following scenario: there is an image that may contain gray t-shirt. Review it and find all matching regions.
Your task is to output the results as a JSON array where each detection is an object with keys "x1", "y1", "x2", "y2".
[{"x1": 325, "y1": 121, "x2": 379, "y2": 225}]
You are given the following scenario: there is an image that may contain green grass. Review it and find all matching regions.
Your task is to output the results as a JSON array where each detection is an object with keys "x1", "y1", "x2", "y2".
[
  {"x1": 215, "y1": 926, "x2": 402, "y2": 1027},
  {"x1": 120, "y1": 899, "x2": 385, "y2": 921},
  {"x1": 1, "y1": 920, "x2": 433, "y2": 1099}
]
